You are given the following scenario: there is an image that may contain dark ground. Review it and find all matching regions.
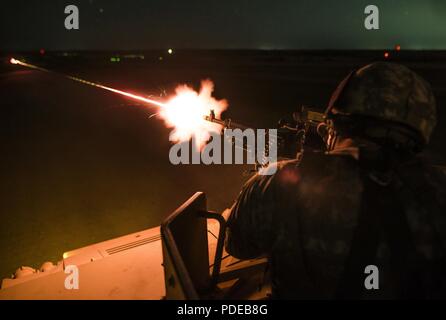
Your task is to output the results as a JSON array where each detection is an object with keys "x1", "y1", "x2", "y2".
[{"x1": 0, "y1": 50, "x2": 445, "y2": 279}]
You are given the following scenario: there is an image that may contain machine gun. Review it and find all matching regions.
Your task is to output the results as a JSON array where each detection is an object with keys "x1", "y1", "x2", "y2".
[{"x1": 204, "y1": 106, "x2": 326, "y2": 168}]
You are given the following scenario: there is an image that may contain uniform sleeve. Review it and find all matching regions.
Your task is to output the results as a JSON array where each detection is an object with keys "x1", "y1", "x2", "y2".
[
  {"x1": 225, "y1": 160, "x2": 302, "y2": 259},
  {"x1": 225, "y1": 172, "x2": 278, "y2": 259}
]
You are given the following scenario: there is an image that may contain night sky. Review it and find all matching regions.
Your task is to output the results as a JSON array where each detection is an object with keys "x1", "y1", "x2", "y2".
[{"x1": 1, "y1": 0, "x2": 446, "y2": 51}]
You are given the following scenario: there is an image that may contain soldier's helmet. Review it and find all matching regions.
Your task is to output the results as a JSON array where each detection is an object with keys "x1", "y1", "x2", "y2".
[{"x1": 325, "y1": 62, "x2": 437, "y2": 149}]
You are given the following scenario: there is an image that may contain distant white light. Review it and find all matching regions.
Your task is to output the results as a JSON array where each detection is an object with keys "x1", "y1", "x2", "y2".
[{"x1": 168, "y1": 49, "x2": 173, "y2": 54}]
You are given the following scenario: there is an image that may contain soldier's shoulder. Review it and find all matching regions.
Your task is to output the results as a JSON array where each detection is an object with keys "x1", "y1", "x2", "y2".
[
  {"x1": 259, "y1": 152, "x2": 358, "y2": 189},
  {"x1": 431, "y1": 166, "x2": 446, "y2": 185},
  {"x1": 299, "y1": 151, "x2": 359, "y2": 178},
  {"x1": 398, "y1": 156, "x2": 446, "y2": 183}
]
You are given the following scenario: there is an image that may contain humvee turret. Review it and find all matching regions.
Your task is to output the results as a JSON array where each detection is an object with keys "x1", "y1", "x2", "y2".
[{"x1": 0, "y1": 192, "x2": 270, "y2": 300}]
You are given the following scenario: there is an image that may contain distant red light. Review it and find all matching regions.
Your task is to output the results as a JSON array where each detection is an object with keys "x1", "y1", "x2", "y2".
[
  {"x1": 395, "y1": 45, "x2": 401, "y2": 51},
  {"x1": 39, "y1": 48, "x2": 45, "y2": 55},
  {"x1": 384, "y1": 52, "x2": 390, "y2": 58}
]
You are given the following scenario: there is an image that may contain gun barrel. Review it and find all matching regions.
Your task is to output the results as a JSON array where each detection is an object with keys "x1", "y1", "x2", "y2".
[{"x1": 203, "y1": 114, "x2": 250, "y2": 130}]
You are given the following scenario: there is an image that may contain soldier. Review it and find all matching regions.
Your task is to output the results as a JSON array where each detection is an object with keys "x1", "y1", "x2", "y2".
[{"x1": 224, "y1": 62, "x2": 446, "y2": 299}]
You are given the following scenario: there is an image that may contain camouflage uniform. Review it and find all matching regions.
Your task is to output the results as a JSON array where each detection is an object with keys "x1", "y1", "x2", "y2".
[{"x1": 225, "y1": 63, "x2": 446, "y2": 299}]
